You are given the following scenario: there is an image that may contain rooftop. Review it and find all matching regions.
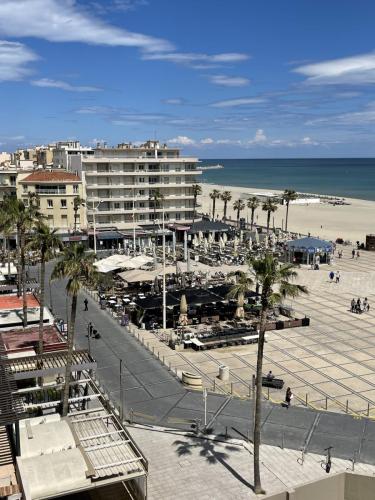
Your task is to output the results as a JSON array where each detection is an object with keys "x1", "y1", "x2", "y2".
[
  {"x1": 0, "y1": 325, "x2": 66, "y2": 355},
  {"x1": 0, "y1": 294, "x2": 39, "y2": 311},
  {"x1": 20, "y1": 170, "x2": 81, "y2": 183}
]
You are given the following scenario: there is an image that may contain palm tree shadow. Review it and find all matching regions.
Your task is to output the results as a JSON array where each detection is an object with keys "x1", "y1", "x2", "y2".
[{"x1": 173, "y1": 438, "x2": 254, "y2": 491}]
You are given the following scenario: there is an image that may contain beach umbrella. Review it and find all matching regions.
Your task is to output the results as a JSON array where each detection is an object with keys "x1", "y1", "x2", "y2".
[
  {"x1": 239, "y1": 230, "x2": 243, "y2": 242},
  {"x1": 181, "y1": 273, "x2": 187, "y2": 289},
  {"x1": 254, "y1": 231, "x2": 259, "y2": 244},
  {"x1": 154, "y1": 276, "x2": 160, "y2": 294},
  {"x1": 219, "y1": 236, "x2": 225, "y2": 251},
  {"x1": 264, "y1": 237, "x2": 269, "y2": 249},
  {"x1": 248, "y1": 237, "x2": 252, "y2": 249},
  {"x1": 222, "y1": 232, "x2": 227, "y2": 244},
  {"x1": 179, "y1": 293, "x2": 189, "y2": 326},
  {"x1": 198, "y1": 231, "x2": 204, "y2": 242},
  {"x1": 208, "y1": 232, "x2": 214, "y2": 244},
  {"x1": 203, "y1": 238, "x2": 209, "y2": 252}
]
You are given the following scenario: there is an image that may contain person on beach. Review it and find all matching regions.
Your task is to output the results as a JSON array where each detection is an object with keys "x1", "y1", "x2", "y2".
[
  {"x1": 336, "y1": 271, "x2": 340, "y2": 284},
  {"x1": 363, "y1": 298, "x2": 370, "y2": 312},
  {"x1": 351, "y1": 298, "x2": 356, "y2": 313},
  {"x1": 267, "y1": 371, "x2": 275, "y2": 381},
  {"x1": 356, "y1": 298, "x2": 362, "y2": 313},
  {"x1": 338, "y1": 250, "x2": 343, "y2": 259},
  {"x1": 352, "y1": 249, "x2": 355, "y2": 259},
  {"x1": 285, "y1": 387, "x2": 293, "y2": 408},
  {"x1": 329, "y1": 271, "x2": 335, "y2": 282}
]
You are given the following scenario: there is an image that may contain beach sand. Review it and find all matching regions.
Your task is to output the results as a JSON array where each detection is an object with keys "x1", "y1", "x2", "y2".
[{"x1": 201, "y1": 183, "x2": 375, "y2": 243}]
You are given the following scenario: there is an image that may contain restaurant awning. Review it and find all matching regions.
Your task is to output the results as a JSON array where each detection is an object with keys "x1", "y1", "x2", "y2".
[{"x1": 286, "y1": 237, "x2": 333, "y2": 253}]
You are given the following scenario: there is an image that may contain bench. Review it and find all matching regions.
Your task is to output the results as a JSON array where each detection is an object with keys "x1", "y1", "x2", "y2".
[{"x1": 261, "y1": 377, "x2": 284, "y2": 389}]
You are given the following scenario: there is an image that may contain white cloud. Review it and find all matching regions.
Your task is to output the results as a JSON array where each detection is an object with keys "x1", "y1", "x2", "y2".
[
  {"x1": 31, "y1": 78, "x2": 101, "y2": 92},
  {"x1": 0, "y1": 0, "x2": 172, "y2": 52},
  {"x1": 162, "y1": 98, "x2": 185, "y2": 105},
  {"x1": 89, "y1": 0, "x2": 148, "y2": 14},
  {"x1": 248, "y1": 128, "x2": 267, "y2": 144},
  {"x1": 200, "y1": 138, "x2": 214, "y2": 144},
  {"x1": 211, "y1": 97, "x2": 266, "y2": 108},
  {"x1": 294, "y1": 52, "x2": 375, "y2": 85},
  {"x1": 301, "y1": 136, "x2": 319, "y2": 146},
  {"x1": 209, "y1": 74, "x2": 250, "y2": 87},
  {"x1": 167, "y1": 136, "x2": 196, "y2": 145},
  {"x1": 0, "y1": 40, "x2": 38, "y2": 81},
  {"x1": 143, "y1": 51, "x2": 249, "y2": 67}
]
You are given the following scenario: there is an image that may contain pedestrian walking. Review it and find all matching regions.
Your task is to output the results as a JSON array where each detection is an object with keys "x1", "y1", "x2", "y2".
[
  {"x1": 357, "y1": 250, "x2": 360, "y2": 259},
  {"x1": 336, "y1": 271, "x2": 340, "y2": 284},
  {"x1": 285, "y1": 387, "x2": 293, "y2": 408},
  {"x1": 84, "y1": 298, "x2": 88, "y2": 311},
  {"x1": 338, "y1": 250, "x2": 343, "y2": 259},
  {"x1": 356, "y1": 298, "x2": 362, "y2": 314},
  {"x1": 329, "y1": 271, "x2": 335, "y2": 282},
  {"x1": 363, "y1": 298, "x2": 370, "y2": 312},
  {"x1": 352, "y1": 249, "x2": 355, "y2": 259},
  {"x1": 351, "y1": 298, "x2": 356, "y2": 313}
]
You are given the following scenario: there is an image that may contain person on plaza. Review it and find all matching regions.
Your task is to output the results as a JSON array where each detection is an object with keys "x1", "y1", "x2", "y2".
[
  {"x1": 357, "y1": 250, "x2": 360, "y2": 259},
  {"x1": 336, "y1": 271, "x2": 340, "y2": 284},
  {"x1": 338, "y1": 250, "x2": 343, "y2": 259},
  {"x1": 352, "y1": 249, "x2": 355, "y2": 259},
  {"x1": 267, "y1": 370, "x2": 275, "y2": 380},
  {"x1": 356, "y1": 298, "x2": 362, "y2": 313},
  {"x1": 351, "y1": 298, "x2": 356, "y2": 313},
  {"x1": 329, "y1": 271, "x2": 335, "y2": 282},
  {"x1": 84, "y1": 298, "x2": 88, "y2": 311},
  {"x1": 363, "y1": 297, "x2": 370, "y2": 312},
  {"x1": 285, "y1": 387, "x2": 293, "y2": 408}
]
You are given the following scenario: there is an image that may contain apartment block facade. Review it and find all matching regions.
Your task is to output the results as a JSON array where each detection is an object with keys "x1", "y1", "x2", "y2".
[
  {"x1": 17, "y1": 170, "x2": 85, "y2": 230},
  {"x1": 73, "y1": 141, "x2": 202, "y2": 230}
]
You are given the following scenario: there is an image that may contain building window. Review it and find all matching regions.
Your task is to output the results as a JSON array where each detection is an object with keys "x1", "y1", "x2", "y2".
[
  {"x1": 114, "y1": 202, "x2": 120, "y2": 209},
  {"x1": 47, "y1": 215, "x2": 54, "y2": 225},
  {"x1": 138, "y1": 190, "x2": 145, "y2": 196},
  {"x1": 138, "y1": 165, "x2": 145, "y2": 171},
  {"x1": 47, "y1": 199, "x2": 53, "y2": 208},
  {"x1": 124, "y1": 202, "x2": 133, "y2": 210},
  {"x1": 176, "y1": 213, "x2": 181, "y2": 220},
  {"x1": 139, "y1": 214, "x2": 145, "y2": 220},
  {"x1": 139, "y1": 202, "x2": 145, "y2": 208},
  {"x1": 61, "y1": 214, "x2": 68, "y2": 224},
  {"x1": 23, "y1": 185, "x2": 28, "y2": 193},
  {"x1": 73, "y1": 184, "x2": 78, "y2": 193},
  {"x1": 60, "y1": 199, "x2": 67, "y2": 208},
  {"x1": 139, "y1": 177, "x2": 145, "y2": 183}
]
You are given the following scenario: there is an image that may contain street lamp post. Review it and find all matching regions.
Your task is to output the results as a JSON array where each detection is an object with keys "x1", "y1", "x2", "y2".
[
  {"x1": 133, "y1": 189, "x2": 136, "y2": 253},
  {"x1": 162, "y1": 209, "x2": 166, "y2": 330}
]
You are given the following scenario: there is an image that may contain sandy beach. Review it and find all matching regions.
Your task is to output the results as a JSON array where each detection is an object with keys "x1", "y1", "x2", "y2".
[{"x1": 201, "y1": 183, "x2": 375, "y2": 244}]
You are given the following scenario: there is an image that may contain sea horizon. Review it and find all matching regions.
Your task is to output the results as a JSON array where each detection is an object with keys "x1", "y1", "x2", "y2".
[{"x1": 199, "y1": 158, "x2": 375, "y2": 201}]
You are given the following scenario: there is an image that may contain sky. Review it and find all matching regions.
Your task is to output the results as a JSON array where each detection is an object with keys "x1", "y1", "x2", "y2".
[{"x1": 1, "y1": 0, "x2": 375, "y2": 158}]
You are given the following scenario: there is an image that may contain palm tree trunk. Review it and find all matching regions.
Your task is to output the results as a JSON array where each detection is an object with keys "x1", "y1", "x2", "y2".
[
  {"x1": 74, "y1": 209, "x2": 77, "y2": 233},
  {"x1": 223, "y1": 202, "x2": 227, "y2": 220},
  {"x1": 237, "y1": 209, "x2": 240, "y2": 227},
  {"x1": 251, "y1": 209, "x2": 255, "y2": 230},
  {"x1": 285, "y1": 202, "x2": 289, "y2": 231},
  {"x1": 21, "y1": 232, "x2": 27, "y2": 328},
  {"x1": 38, "y1": 256, "x2": 45, "y2": 354},
  {"x1": 192, "y1": 196, "x2": 196, "y2": 225},
  {"x1": 17, "y1": 226, "x2": 21, "y2": 297},
  {"x1": 7, "y1": 236, "x2": 11, "y2": 278},
  {"x1": 253, "y1": 305, "x2": 267, "y2": 494},
  {"x1": 62, "y1": 293, "x2": 78, "y2": 416},
  {"x1": 212, "y1": 200, "x2": 216, "y2": 219},
  {"x1": 266, "y1": 212, "x2": 270, "y2": 233}
]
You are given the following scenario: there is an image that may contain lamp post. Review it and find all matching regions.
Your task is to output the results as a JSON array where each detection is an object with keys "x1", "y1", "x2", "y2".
[
  {"x1": 156, "y1": 211, "x2": 167, "y2": 331},
  {"x1": 91, "y1": 199, "x2": 103, "y2": 254},
  {"x1": 132, "y1": 189, "x2": 136, "y2": 253}
]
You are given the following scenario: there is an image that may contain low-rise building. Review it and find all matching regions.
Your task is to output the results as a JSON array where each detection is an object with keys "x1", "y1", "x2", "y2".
[
  {"x1": 18, "y1": 170, "x2": 86, "y2": 230},
  {"x1": 53, "y1": 140, "x2": 94, "y2": 169},
  {"x1": 0, "y1": 165, "x2": 17, "y2": 200}
]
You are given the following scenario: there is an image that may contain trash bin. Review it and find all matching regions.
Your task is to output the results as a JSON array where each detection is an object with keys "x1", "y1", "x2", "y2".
[{"x1": 219, "y1": 365, "x2": 229, "y2": 381}]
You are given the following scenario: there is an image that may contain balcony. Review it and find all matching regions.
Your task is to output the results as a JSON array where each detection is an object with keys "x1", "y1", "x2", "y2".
[
  {"x1": 85, "y1": 169, "x2": 202, "y2": 176},
  {"x1": 35, "y1": 188, "x2": 66, "y2": 195}
]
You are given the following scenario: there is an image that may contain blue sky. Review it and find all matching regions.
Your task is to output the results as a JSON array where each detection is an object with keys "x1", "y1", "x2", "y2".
[{"x1": 1, "y1": 0, "x2": 375, "y2": 157}]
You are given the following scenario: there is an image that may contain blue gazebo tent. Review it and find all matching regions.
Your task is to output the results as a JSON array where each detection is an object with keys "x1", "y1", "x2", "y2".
[{"x1": 285, "y1": 237, "x2": 333, "y2": 265}]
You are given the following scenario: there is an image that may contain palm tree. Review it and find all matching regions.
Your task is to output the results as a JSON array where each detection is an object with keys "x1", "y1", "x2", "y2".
[
  {"x1": 28, "y1": 223, "x2": 61, "y2": 356},
  {"x1": 149, "y1": 189, "x2": 164, "y2": 263},
  {"x1": 51, "y1": 244, "x2": 97, "y2": 416},
  {"x1": 247, "y1": 197, "x2": 259, "y2": 230},
  {"x1": 233, "y1": 199, "x2": 245, "y2": 227},
  {"x1": 262, "y1": 198, "x2": 278, "y2": 233},
  {"x1": 221, "y1": 191, "x2": 232, "y2": 221},
  {"x1": 250, "y1": 254, "x2": 307, "y2": 493},
  {"x1": 227, "y1": 271, "x2": 253, "y2": 319},
  {"x1": 0, "y1": 195, "x2": 42, "y2": 326},
  {"x1": 73, "y1": 196, "x2": 85, "y2": 233},
  {"x1": 192, "y1": 184, "x2": 202, "y2": 225},
  {"x1": 209, "y1": 189, "x2": 220, "y2": 219},
  {"x1": 282, "y1": 189, "x2": 298, "y2": 232}
]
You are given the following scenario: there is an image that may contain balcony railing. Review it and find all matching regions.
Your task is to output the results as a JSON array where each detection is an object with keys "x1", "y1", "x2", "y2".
[{"x1": 36, "y1": 188, "x2": 66, "y2": 195}]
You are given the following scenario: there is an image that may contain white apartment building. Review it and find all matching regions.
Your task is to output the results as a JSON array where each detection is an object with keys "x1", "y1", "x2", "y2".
[
  {"x1": 73, "y1": 140, "x2": 202, "y2": 229},
  {"x1": 53, "y1": 140, "x2": 94, "y2": 170}
]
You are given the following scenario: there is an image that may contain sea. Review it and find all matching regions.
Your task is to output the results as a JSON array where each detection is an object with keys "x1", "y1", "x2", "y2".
[{"x1": 200, "y1": 158, "x2": 375, "y2": 201}]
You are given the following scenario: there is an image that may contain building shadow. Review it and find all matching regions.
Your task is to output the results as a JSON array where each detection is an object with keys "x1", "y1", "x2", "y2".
[{"x1": 173, "y1": 438, "x2": 254, "y2": 491}]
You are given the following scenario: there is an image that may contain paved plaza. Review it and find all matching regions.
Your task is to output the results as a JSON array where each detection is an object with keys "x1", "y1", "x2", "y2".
[
  {"x1": 138, "y1": 246, "x2": 375, "y2": 416},
  {"x1": 128, "y1": 425, "x2": 375, "y2": 500}
]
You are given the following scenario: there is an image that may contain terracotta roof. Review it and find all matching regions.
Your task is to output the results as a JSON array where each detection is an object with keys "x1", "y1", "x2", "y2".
[
  {"x1": 1, "y1": 325, "x2": 66, "y2": 354},
  {"x1": 0, "y1": 294, "x2": 39, "y2": 310},
  {"x1": 20, "y1": 170, "x2": 81, "y2": 183}
]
